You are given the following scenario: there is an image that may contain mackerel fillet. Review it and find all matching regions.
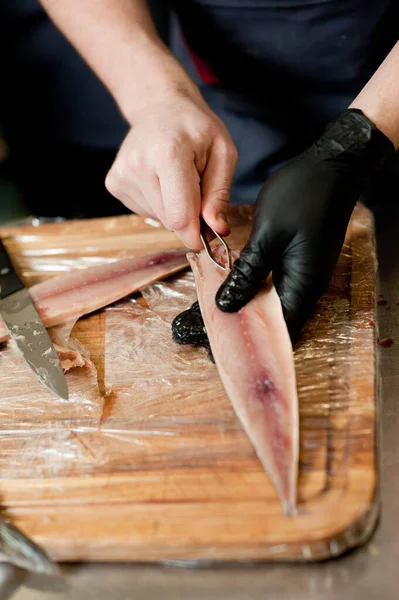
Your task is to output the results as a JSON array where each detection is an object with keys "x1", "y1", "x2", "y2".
[{"x1": 188, "y1": 249, "x2": 299, "y2": 516}]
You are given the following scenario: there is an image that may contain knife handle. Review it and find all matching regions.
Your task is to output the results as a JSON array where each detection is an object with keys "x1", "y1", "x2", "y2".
[{"x1": 0, "y1": 239, "x2": 25, "y2": 299}]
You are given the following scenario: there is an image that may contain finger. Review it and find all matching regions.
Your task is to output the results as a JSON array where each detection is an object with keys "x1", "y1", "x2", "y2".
[
  {"x1": 105, "y1": 169, "x2": 155, "y2": 218},
  {"x1": 201, "y1": 138, "x2": 238, "y2": 236},
  {"x1": 157, "y1": 151, "x2": 202, "y2": 250},
  {"x1": 215, "y1": 227, "x2": 281, "y2": 312},
  {"x1": 119, "y1": 193, "x2": 154, "y2": 219},
  {"x1": 201, "y1": 222, "x2": 216, "y2": 244},
  {"x1": 136, "y1": 173, "x2": 168, "y2": 227}
]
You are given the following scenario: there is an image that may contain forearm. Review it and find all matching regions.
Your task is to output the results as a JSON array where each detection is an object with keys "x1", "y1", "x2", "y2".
[
  {"x1": 39, "y1": 0, "x2": 200, "y2": 122},
  {"x1": 350, "y1": 41, "x2": 399, "y2": 150}
]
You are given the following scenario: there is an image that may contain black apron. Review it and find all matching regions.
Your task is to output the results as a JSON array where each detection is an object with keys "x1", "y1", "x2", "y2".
[
  {"x1": 171, "y1": 0, "x2": 399, "y2": 204},
  {"x1": 1, "y1": 0, "x2": 398, "y2": 210}
]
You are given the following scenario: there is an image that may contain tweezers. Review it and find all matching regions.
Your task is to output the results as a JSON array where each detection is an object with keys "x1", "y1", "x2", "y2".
[{"x1": 199, "y1": 217, "x2": 231, "y2": 272}]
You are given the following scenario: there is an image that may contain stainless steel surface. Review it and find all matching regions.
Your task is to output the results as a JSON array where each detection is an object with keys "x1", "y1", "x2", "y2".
[
  {"x1": 0, "y1": 289, "x2": 69, "y2": 401},
  {"x1": 1, "y1": 206, "x2": 398, "y2": 600},
  {"x1": 0, "y1": 520, "x2": 59, "y2": 577},
  {"x1": 200, "y1": 218, "x2": 231, "y2": 271}
]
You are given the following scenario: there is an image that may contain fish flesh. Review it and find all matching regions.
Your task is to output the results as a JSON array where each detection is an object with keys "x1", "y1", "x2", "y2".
[
  {"x1": 48, "y1": 323, "x2": 94, "y2": 372},
  {"x1": 186, "y1": 249, "x2": 299, "y2": 515},
  {"x1": 0, "y1": 248, "x2": 188, "y2": 340},
  {"x1": 0, "y1": 249, "x2": 189, "y2": 367},
  {"x1": 185, "y1": 247, "x2": 299, "y2": 516}
]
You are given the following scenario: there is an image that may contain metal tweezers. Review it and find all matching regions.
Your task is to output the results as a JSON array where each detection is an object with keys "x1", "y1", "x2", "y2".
[{"x1": 199, "y1": 217, "x2": 231, "y2": 272}]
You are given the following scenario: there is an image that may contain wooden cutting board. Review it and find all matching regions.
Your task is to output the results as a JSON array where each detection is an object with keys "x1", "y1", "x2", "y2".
[{"x1": 0, "y1": 204, "x2": 378, "y2": 562}]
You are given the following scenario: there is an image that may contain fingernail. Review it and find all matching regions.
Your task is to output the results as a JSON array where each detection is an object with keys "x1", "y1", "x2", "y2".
[{"x1": 217, "y1": 213, "x2": 228, "y2": 225}]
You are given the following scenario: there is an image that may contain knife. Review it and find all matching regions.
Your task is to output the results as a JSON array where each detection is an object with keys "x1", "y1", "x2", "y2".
[{"x1": 0, "y1": 239, "x2": 69, "y2": 400}]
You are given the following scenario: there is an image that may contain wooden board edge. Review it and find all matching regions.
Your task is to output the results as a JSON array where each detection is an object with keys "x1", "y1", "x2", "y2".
[
  {"x1": 39, "y1": 500, "x2": 378, "y2": 565},
  {"x1": 3, "y1": 481, "x2": 378, "y2": 564}
]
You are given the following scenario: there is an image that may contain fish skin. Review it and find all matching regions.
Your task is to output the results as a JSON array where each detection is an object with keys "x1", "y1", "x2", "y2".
[
  {"x1": 171, "y1": 301, "x2": 214, "y2": 362},
  {"x1": 187, "y1": 249, "x2": 299, "y2": 516},
  {"x1": 171, "y1": 301, "x2": 207, "y2": 347},
  {"x1": 0, "y1": 249, "x2": 189, "y2": 351}
]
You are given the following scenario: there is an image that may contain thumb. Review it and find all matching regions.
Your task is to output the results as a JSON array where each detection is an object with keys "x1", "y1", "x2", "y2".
[
  {"x1": 216, "y1": 228, "x2": 280, "y2": 313},
  {"x1": 200, "y1": 138, "x2": 238, "y2": 236}
]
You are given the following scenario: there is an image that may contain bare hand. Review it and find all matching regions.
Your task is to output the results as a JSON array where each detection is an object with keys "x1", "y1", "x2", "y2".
[{"x1": 105, "y1": 90, "x2": 238, "y2": 249}]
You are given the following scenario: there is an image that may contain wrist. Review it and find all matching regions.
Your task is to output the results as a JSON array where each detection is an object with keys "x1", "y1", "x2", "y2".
[
  {"x1": 317, "y1": 108, "x2": 396, "y2": 175},
  {"x1": 112, "y1": 40, "x2": 203, "y2": 124},
  {"x1": 350, "y1": 99, "x2": 399, "y2": 152}
]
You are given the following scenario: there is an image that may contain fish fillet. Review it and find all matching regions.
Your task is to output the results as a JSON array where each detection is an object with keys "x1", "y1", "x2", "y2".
[
  {"x1": 188, "y1": 249, "x2": 299, "y2": 516},
  {"x1": 0, "y1": 249, "x2": 189, "y2": 349},
  {"x1": 49, "y1": 322, "x2": 95, "y2": 372}
]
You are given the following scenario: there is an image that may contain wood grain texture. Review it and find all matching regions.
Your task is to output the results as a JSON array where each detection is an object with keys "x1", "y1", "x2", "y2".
[{"x1": 0, "y1": 204, "x2": 378, "y2": 562}]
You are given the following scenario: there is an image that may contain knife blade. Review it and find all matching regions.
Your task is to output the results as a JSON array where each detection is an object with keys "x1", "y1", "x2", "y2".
[{"x1": 0, "y1": 239, "x2": 69, "y2": 400}]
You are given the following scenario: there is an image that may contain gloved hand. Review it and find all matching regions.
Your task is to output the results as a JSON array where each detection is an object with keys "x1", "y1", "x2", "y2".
[{"x1": 216, "y1": 108, "x2": 396, "y2": 339}]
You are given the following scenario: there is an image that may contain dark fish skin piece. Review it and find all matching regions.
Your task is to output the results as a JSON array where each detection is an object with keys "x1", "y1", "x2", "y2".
[
  {"x1": 171, "y1": 301, "x2": 214, "y2": 362},
  {"x1": 172, "y1": 301, "x2": 208, "y2": 346}
]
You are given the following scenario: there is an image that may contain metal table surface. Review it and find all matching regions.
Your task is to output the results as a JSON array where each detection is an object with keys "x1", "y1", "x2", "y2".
[{"x1": 1, "y1": 205, "x2": 399, "y2": 600}]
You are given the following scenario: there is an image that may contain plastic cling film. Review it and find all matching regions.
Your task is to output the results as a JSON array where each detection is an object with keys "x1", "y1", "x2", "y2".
[
  {"x1": 0, "y1": 205, "x2": 378, "y2": 562},
  {"x1": 0, "y1": 214, "x2": 189, "y2": 286}
]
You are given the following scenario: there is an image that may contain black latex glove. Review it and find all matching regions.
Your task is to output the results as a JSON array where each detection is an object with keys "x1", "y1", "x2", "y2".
[{"x1": 215, "y1": 108, "x2": 396, "y2": 339}]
